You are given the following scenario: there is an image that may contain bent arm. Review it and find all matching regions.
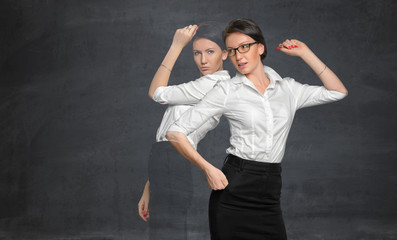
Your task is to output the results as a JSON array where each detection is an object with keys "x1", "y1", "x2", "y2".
[
  {"x1": 300, "y1": 49, "x2": 348, "y2": 94},
  {"x1": 166, "y1": 131, "x2": 228, "y2": 190},
  {"x1": 148, "y1": 25, "x2": 198, "y2": 98},
  {"x1": 279, "y1": 39, "x2": 348, "y2": 94},
  {"x1": 165, "y1": 83, "x2": 229, "y2": 190}
]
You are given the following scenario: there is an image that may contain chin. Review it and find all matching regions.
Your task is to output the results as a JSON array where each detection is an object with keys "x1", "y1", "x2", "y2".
[
  {"x1": 234, "y1": 65, "x2": 249, "y2": 75},
  {"x1": 238, "y1": 68, "x2": 250, "y2": 75}
]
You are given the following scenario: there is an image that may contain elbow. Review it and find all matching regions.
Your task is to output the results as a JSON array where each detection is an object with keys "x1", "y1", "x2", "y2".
[
  {"x1": 148, "y1": 85, "x2": 158, "y2": 100},
  {"x1": 165, "y1": 131, "x2": 177, "y2": 142},
  {"x1": 330, "y1": 86, "x2": 348, "y2": 97},
  {"x1": 334, "y1": 88, "x2": 348, "y2": 101},
  {"x1": 165, "y1": 131, "x2": 173, "y2": 141},
  {"x1": 338, "y1": 81, "x2": 348, "y2": 95},
  {"x1": 339, "y1": 86, "x2": 348, "y2": 95},
  {"x1": 340, "y1": 88, "x2": 348, "y2": 97},
  {"x1": 149, "y1": 88, "x2": 166, "y2": 103},
  {"x1": 166, "y1": 131, "x2": 184, "y2": 143},
  {"x1": 148, "y1": 90, "x2": 154, "y2": 99}
]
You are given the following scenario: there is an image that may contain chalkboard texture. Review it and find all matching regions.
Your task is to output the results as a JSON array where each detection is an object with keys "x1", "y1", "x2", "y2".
[{"x1": 1, "y1": 0, "x2": 396, "y2": 239}]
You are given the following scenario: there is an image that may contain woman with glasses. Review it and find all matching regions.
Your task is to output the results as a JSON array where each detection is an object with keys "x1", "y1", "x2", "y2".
[
  {"x1": 137, "y1": 22, "x2": 229, "y2": 240},
  {"x1": 166, "y1": 18, "x2": 348, "y2": 239}
]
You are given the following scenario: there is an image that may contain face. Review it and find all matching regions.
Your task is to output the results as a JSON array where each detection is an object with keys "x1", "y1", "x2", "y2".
[
  {"x1": 192, "y1": 38, "x2": 227, "y2": 76},
  {"x1": 225, "y1": 32, "x2": 264, "y2": 75}
]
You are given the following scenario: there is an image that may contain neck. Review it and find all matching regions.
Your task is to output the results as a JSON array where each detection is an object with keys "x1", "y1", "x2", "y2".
[{"x1": 245, "y1": 62, "x2": 267, "y2": 85}]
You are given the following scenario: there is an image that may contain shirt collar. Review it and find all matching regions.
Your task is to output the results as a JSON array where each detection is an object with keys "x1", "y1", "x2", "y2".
[{"x1": 232, "y1": 65, "x2": 282, "y2": 89}]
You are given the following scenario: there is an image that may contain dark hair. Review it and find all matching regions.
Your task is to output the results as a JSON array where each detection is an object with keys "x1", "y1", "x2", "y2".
[
  {"x1": 223, "y1": 18, "x2": 267, "y2": 61},
  {"x1": 194, "y1": 21, "x2": 225, "y2": 50}
]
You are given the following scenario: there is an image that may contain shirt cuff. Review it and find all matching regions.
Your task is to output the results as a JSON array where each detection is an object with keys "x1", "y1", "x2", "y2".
[
  {"x1": 167, "y1": 123, "x2": 188, "y2": 135},
  {"x1": 152, "y1": 86, "x2": 167, "y2": 104},
  {"x1": 327, "y1": 89, "x2": 348, "y2": 100},
  {"x1": 167, "y1": 124, "x2": 196, "y2": 148}
]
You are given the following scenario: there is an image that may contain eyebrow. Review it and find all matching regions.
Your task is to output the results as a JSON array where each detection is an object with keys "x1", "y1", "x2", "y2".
[
  {"x1": 193, "y1": 48, "x2": 216, "y2": 51},
  {"x1": 227, "y1": 41, "x2": 251, "y2": 49}
]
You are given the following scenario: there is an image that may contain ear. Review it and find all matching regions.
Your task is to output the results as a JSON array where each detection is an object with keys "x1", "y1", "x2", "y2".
[
  {"x1": 257, "y1": 43, "x2": 265, "y2": 56},
  {"x1": 221, "y1": 50, "x2": 228, "y2": 61}
]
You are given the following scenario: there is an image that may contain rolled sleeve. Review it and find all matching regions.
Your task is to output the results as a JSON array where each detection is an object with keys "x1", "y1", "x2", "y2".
[
  {"x1": 167, "y1": 122, "x2": 189, "y2": 134},
  {"x1": 286, "y1": 77, "x2": 348, "y2": 110},
  {"x1": 152, "y1": 86, "x2": 169, "y2": 104},
  {"x1": 152, "y1": 76, "x2": 217, "y2": 105}
]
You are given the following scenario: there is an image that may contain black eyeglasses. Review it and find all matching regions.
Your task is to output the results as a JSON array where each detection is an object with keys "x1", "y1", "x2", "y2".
[{"x1": 227, "y1": 42, "x2": 258, "y2": 57}]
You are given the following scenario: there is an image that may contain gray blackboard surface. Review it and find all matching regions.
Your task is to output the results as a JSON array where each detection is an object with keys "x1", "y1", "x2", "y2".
[{"x1": 1, "y1": 0, "x2": 396, "y2": 239}]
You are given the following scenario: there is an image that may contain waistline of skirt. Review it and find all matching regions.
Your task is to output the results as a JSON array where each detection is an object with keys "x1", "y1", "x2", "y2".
[{"x1": 225, "y1": 154, "x2": 281, "y2": 173}]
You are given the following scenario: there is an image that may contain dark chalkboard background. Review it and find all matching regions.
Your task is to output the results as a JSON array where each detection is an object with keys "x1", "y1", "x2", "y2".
[{"x1": 1, "y1": 0, "x2": 396, "y2": 239}]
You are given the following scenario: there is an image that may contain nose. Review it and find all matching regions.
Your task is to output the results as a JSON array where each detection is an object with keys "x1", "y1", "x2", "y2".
[
  {"x1": 201, "y1": 54, "x2": 207, "y2": 65},
  {"x1": 235, "y1": 50, "x2": 243, "y2": 61}
]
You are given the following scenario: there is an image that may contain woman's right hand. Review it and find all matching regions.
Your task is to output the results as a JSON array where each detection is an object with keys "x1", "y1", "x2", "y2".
[
  {"x1": 204, "y1": 165, "x2": 229, "y2": 190},
  {"x1": 138, "y1": 181, "x2": 150, "y2": 222},
  {"x1": 171, "y1": 24, "x2": 198, "y2": 49}
]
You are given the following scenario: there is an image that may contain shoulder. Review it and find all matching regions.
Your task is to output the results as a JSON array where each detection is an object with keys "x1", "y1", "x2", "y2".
[
  {"x1": 229, "y1": 71, "x2": 247, "y2": 86},
  {"x1": 201, "y1": 70, "x2": 230, "y2": 82},
  {"x1": 273, "y1": 77, "x2": 304, "y2": 96},
  {"x1": 187, "y1": 70, "x2": 230, "y2": 89},
  {"x1": 280, "y1": 77, "x2": 297, "y2": 84},
  {"x1": 277, "y1": 77, "x2": 303, "y2": 88},
  {"x1": 200, "y1": 75, "x2": 234, "y2": 98}
]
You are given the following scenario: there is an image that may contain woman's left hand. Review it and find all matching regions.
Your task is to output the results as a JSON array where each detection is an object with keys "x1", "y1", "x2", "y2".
[{"x1": 276, "y1": 39, "x2": 310, "y2": 57}]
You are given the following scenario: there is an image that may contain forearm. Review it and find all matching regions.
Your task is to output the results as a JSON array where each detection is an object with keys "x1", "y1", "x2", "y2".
[
  {"x1": 144, "y1": 179, "x2": 150, "y2": 192},
  {"x1": 166, "y1": 130, "x2": 228, "y2": 190},
  {"x1": 300, "y1": 49, "x2": 348, "y2": 94},
  {"x1": 166, "y1": 131, "x2": 213, "y2": 172},
  {"x1": 148, "y1": 44, "x2": 184, "y2": 98}
]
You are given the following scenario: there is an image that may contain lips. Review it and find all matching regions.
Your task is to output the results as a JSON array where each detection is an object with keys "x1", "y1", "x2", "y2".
[
  {"x1": 238, "y1": 62, "x2": 247, "y2": 68},
  {"x1": 201, "y1": 66, "x2": 209, "y2": 71}
]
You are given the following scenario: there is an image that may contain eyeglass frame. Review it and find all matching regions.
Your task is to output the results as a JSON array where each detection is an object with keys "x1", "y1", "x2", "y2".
[{"x1": 226, "y1": 42, "x2": 258, "y2": 57}]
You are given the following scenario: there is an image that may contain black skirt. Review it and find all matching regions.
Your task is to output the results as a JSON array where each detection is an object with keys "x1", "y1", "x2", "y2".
[
  {"x1": 209, "y1": 154, "x2": 287, "y2": 240},
  {"x1": 148, "y1": 141, "x2": 193, "y2": 240}
]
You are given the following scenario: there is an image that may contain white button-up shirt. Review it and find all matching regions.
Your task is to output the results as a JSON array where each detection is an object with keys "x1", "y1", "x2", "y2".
[
  {"x1": 152, "y1": 70, "x2": 230, "y2": 149},
  {"x1": 168, "y1": 65, "x2": 347, "y2": 162}
]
